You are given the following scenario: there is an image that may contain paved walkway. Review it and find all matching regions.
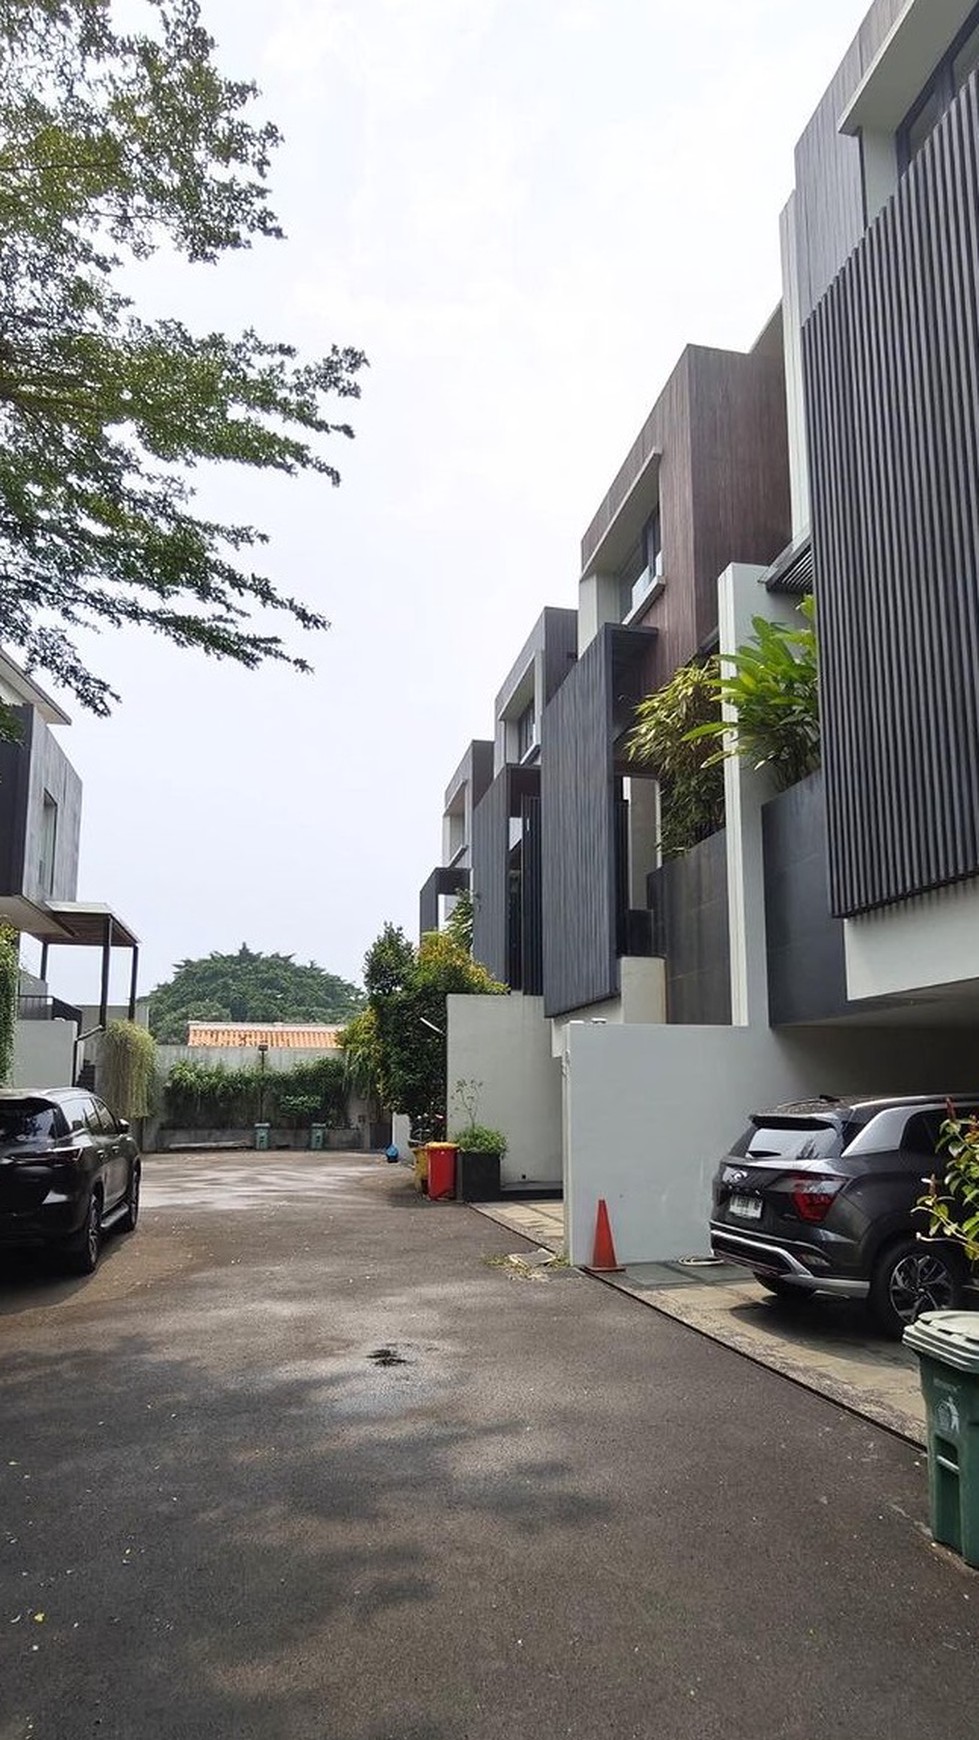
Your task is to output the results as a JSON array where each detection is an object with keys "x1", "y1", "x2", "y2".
[{"x1": 471, "y1": 1197, "x2": 926, "y2": 1444}]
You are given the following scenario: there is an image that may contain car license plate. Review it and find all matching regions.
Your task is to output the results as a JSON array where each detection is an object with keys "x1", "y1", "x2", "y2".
[{"x1": 729, "y1": 1193, "x2": 762, "y2": 1220}]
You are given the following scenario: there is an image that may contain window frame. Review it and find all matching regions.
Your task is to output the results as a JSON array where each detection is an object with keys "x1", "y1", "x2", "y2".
[{"x1": 897, "y1": 1, "x2": 979, "y2": 173}]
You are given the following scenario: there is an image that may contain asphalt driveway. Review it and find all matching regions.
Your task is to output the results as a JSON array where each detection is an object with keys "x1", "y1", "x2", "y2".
[{"x1": 1, "y1": 1151, "x2": 977, "y2": 1740}]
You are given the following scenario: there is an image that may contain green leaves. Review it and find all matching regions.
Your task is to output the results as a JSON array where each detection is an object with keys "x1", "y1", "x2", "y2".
[
  {"x1": 353, "y1": 923, "x2": 505, "y2": 1134},
  {"x1": 627, "y1": 658, "x2": 724, "y2": 858},
  {"x1": 0, "y1": 0, "x2": 366, "y2": 710},
  {"x1": 684, "y1": 597, "x2": 820, "y2": 793},
  {"x1": 99, "y1": 1019, "x2": 156, "y2": 1120},
  {"x1": 148, "y1": 946, "x2": 364, "y2": 1042},
  {"x1": 917, "y1": 1113, "x2": 979, "y2": 1264}
]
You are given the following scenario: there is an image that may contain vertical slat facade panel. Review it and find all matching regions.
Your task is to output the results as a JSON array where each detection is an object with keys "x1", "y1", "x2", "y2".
[
  {"x1": 471, "y1": 772, "x2": 511, "y2": 983},
  {"x1": 804, "y1": 76, "x2": 979, "y2": 916},
  {"x1": 541, "y1": 631, "x2": 618, "y2": 1017},
  {"x1": 520, "y1": 794, "x2": 543, "y2": 997}
]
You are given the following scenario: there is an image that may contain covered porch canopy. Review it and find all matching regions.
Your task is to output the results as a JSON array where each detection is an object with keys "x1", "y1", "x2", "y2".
[{"x1": 0, "y1": 897, "x2": 140, "y2": 1028}]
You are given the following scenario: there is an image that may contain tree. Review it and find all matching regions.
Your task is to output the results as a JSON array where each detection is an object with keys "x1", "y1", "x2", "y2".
[
  {"x1": 343, "y1": 923, "x2": 505, "y2": 1136},
  {"x1": 627, "y1": 660, "x2": 725, "y2": 858},
  {"x1": 444, "y1": 887, "x2": 474, "y2": 954},
  {"x1": 0, "y1": 0, "x2": 366, "y2": 734},
  {"x1": 148, "y1": 944, "x2": 363, "y2": 1041}
]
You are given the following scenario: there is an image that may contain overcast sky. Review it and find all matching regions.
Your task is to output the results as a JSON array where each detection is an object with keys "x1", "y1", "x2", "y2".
[{"x1": 41, "y1": 0, "x2": 872, "y2": 1006}]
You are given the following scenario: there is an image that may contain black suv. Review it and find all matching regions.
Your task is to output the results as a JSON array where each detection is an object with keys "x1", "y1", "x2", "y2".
[
  {"x1": 0, "y1": 1088, "x2": 140, "y2": 1275},
  {"x1": 709, "y1": 1094, "x2": 978, "y2": 1336}
]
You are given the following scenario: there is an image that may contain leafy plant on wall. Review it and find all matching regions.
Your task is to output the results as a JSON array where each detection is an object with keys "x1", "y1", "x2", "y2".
[
  {"x1": 687, "y1": 597, "x2": 820, "y2": 792},
  {"x1": 100, "y1": 1021, "x2": 157, "y2": 1121},
  {"x1": 0, "y1": 925, "x2": 18, "y2": 1086},
  {"x1": 627, "y1": 659, "x2": 725, "y2": 858}
]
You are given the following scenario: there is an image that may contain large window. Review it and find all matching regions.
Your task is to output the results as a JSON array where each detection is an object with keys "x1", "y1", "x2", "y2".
[
  {"x1": 516, "y1": 702, "x2": 535, "y2": 761},
  {"x1": 39, "y1": 792, "x2": 57, "y2": 896},
  {"x1": 898, "y1": 6, "x2": 979, "y2": 171}
]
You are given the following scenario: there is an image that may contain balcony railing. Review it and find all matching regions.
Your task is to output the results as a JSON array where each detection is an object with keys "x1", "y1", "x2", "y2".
[{"x1": 17, "y1": 994, "x2": 83, "y2": 1026}]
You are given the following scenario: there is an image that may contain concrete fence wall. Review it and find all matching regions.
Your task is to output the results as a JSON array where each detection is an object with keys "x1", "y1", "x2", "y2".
[
  {"x1": 447, "y1": 993, "x2": 562, "y2": 1186},
  {"x1": 11, "y1": 1019, "x2": 76, "y2": 1089}
]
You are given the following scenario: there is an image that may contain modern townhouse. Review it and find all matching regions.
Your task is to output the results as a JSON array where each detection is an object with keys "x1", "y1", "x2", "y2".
[
  {"x1": 417, "y1": 0, "x2": 979, "y2": 1267},
  {"x1": 0, "y1": 649, "x2": 140, "y2": 1087}
]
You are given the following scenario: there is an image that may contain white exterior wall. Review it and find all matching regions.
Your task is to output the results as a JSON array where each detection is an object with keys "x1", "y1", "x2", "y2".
[
  {"x1": 564, "y1": 1020, "x2": 979, "y2": 1267},
  {"x1": 154, "y1": 1043, "x2": 342, "y2": 1074},
  {"x1": 11, "y1": 1019, "x2": 76, "y2": 1088},
  {"x1": 549, "y1": 958, "x2": 667, "y2": 1057},
  {"x1": 447, "y1": 993, "x2": 562, "y2": 1185},
  {"x1": 845, "y1": 878, "x2": 979, "y2": 1001}
]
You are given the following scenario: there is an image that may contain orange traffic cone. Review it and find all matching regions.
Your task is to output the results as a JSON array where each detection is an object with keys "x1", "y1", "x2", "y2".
[{"x1": 588, "y1": 1198, "x2": 623, "y2": 1273}]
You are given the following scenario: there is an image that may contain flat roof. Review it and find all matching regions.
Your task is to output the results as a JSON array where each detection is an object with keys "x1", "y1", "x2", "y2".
[{"x1": 0, "y1": 648, "x2": 70, "y2": 726}]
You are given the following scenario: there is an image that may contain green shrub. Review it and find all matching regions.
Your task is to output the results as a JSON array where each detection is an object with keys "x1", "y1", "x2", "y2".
[
  {"x1": 451, "y1": 1124, "x2": 507, "y2": 1157},
  {"x1": 164, "y1": 1054, "x2": 348, "y2": 1130}
]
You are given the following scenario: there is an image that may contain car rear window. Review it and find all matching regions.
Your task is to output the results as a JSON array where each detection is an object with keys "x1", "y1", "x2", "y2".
[
  {"x1": 731, "y1": 1119, "x2": 844, "y2": 1161},
  {"x1": 0, "y1": 1101, "x2": 62, "y2": 1145}
]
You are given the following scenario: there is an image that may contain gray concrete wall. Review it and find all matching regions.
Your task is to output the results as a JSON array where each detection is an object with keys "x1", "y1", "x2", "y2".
[
  {"x1": 447, "y1": 993, "x2": 562, "y2": 1186},
  {"x1": 11, "y1": 1019, "x2": 76, "y2": 1089}
]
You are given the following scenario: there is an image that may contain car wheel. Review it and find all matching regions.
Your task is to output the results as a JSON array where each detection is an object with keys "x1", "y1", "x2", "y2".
[
  {"x1": 869, "y1": 1238, "x2": 962, "y2": 1337},
  {"x1": 121, "y1": 1160, "x2": 140, "y2": 1233},
  {"x1": 66, "y1": 1190, "x2": 102, "y2": 1276}
]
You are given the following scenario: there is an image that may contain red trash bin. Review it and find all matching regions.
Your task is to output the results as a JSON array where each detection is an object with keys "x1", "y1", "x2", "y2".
[{"x1": 426, "y1": 1143, "x2": 457, "y2": 1201}]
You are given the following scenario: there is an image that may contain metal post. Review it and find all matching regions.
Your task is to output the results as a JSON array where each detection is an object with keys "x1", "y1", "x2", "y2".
[
  {"x1": 128, "y1": 945, "x2": 139, "y2": 1022},
  {"x1": 99, "y1": 915, "x2": 113, "y2": 1030}
]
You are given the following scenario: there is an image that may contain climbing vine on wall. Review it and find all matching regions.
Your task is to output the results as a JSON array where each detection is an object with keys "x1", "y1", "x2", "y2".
[{"x1": 0, "y1": 925, "x2": 17, "y2": 1087}]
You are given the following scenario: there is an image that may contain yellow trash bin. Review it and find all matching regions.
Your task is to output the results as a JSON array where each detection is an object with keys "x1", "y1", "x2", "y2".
[{"x1": 412, "y1": 1145, "x2": 429, "y2": 1193}]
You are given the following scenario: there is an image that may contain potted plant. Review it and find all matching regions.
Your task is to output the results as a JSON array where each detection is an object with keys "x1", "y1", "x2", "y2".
[{"x1": 450, "y1": 1079, "x2": 507, "y2": 1202}]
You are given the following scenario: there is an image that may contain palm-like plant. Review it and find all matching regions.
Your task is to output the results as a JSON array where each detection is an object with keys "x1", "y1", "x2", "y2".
[{"x1": 686, "y1": 597, "x2": 820, "y2": 792}]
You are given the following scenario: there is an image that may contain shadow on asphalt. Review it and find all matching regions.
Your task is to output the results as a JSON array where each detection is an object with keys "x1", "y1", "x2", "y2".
[
  {"x1": 0, "y1": 1232, "x2": 130, "y2": 1316},
  {"x1": 1, "y1": 1201, "x2": 614, "y2": 1738}
]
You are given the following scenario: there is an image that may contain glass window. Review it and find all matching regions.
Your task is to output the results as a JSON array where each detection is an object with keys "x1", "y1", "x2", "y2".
[
  {"x1": 901, "y1": 1112, "x2": 946, "y2": 1156},
  {"x1": 645, "y1": 508, "x2": 663, "y2": 580},
  {"x1": 897, "y1": 4, "x2": 979, "y2": 172},
  {"x1": 0, "y1": 1101, "x2": 61, "y2": 1146},
  {"x1": 516, "y1": 703, "x2": 535, "y2": 760},
  {"x1": 743, "y1": 1120, "x2": 843, "y2": 1161}
]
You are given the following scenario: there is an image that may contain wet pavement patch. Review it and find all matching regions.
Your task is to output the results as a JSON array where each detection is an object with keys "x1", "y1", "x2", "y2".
[{"x1": 368, "y1": 1347, "x2": 409, "y2": 1366}]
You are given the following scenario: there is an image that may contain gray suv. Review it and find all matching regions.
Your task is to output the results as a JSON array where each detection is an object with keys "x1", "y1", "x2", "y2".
[
  {"x1": 0, "y1": 1088, "x2": 140, "y2": 1274},
  {"x1": 709, "y1": 1094, "x2": 977, "y2": 1336}
]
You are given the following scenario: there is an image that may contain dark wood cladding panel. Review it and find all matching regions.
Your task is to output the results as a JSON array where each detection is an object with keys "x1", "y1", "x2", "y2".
[
  {"x1": 418, "y1": 867, "x2": 468, "y2": 940},
  {"x1": 472, "y1": 771, "x2": 511, "y2": 984},
  {"x1": 584, "y1": 340, "x2": 790, "y2": 688},
  {"x1": 792, "y1": 0, "x2": 905, "y2": 321},
  {"x1": 686, "y1": 345, "x2": 790, "y2": 654},
  {"x1": 647, "y1": 830, "x2": 731, "y2": 1025},
  {"x1": 804, "y1": 77, "x2": 979, "y2": 916},
  {"x1": 541, "y1": 631, "x2": 618, "y2": 1017}
]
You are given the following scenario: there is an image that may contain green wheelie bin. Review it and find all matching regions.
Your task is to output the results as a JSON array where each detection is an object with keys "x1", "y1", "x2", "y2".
[{"x1": 904, "y1": 1310, "x2": 979, "y2": 1567}]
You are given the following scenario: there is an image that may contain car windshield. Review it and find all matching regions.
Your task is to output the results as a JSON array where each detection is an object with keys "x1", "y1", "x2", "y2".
[
  {"x1": 0, "y1": 1103, "x2": 60, "y2": 1147},
  {"x1": 733, "y1": 1120, "x2": 843, "y2": 1161}
]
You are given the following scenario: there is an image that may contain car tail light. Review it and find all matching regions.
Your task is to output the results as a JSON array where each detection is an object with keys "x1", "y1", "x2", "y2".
[{"x1": 790, "y1": 1175, "x2": 845, "y2": 1223}]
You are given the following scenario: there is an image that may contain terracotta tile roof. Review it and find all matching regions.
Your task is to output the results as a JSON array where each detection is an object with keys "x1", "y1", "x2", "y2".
[{"x1": 187, "y1": 1022, "x2": 343, "y2": 1050}]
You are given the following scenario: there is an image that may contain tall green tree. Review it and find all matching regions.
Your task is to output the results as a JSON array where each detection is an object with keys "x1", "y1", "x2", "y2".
[
  {"x1": 0, "y1": 0, "x2": 366, "y2": 731},
  {"x1": 148, "y1": 944, "x2": 363, "y2": 1041},
  {"x1": 345, "y1": 923, "x2": 504, "y2": 1136}
]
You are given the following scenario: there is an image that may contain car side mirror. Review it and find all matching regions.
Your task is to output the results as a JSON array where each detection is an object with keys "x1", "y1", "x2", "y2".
[{"x1": 117, "y1": 1118, "x2": 130, "y2": 1134}]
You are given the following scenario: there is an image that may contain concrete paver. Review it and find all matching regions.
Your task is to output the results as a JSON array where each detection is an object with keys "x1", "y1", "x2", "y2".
[{"x1": 1, "y1": 1151, "x2": 974, "y2": 1740}]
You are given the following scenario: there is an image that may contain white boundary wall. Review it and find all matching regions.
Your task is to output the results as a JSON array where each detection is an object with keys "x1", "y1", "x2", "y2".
[
  {"x1": 447, "y1": 993, "x2": 562, "y2": 1185},
  {"x1": 564, "y1": 1021, "x2": 979, "y2": 1267},
  {"x1": 11, "y1": 1019, "x2": 76, "y2": 1089}
]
